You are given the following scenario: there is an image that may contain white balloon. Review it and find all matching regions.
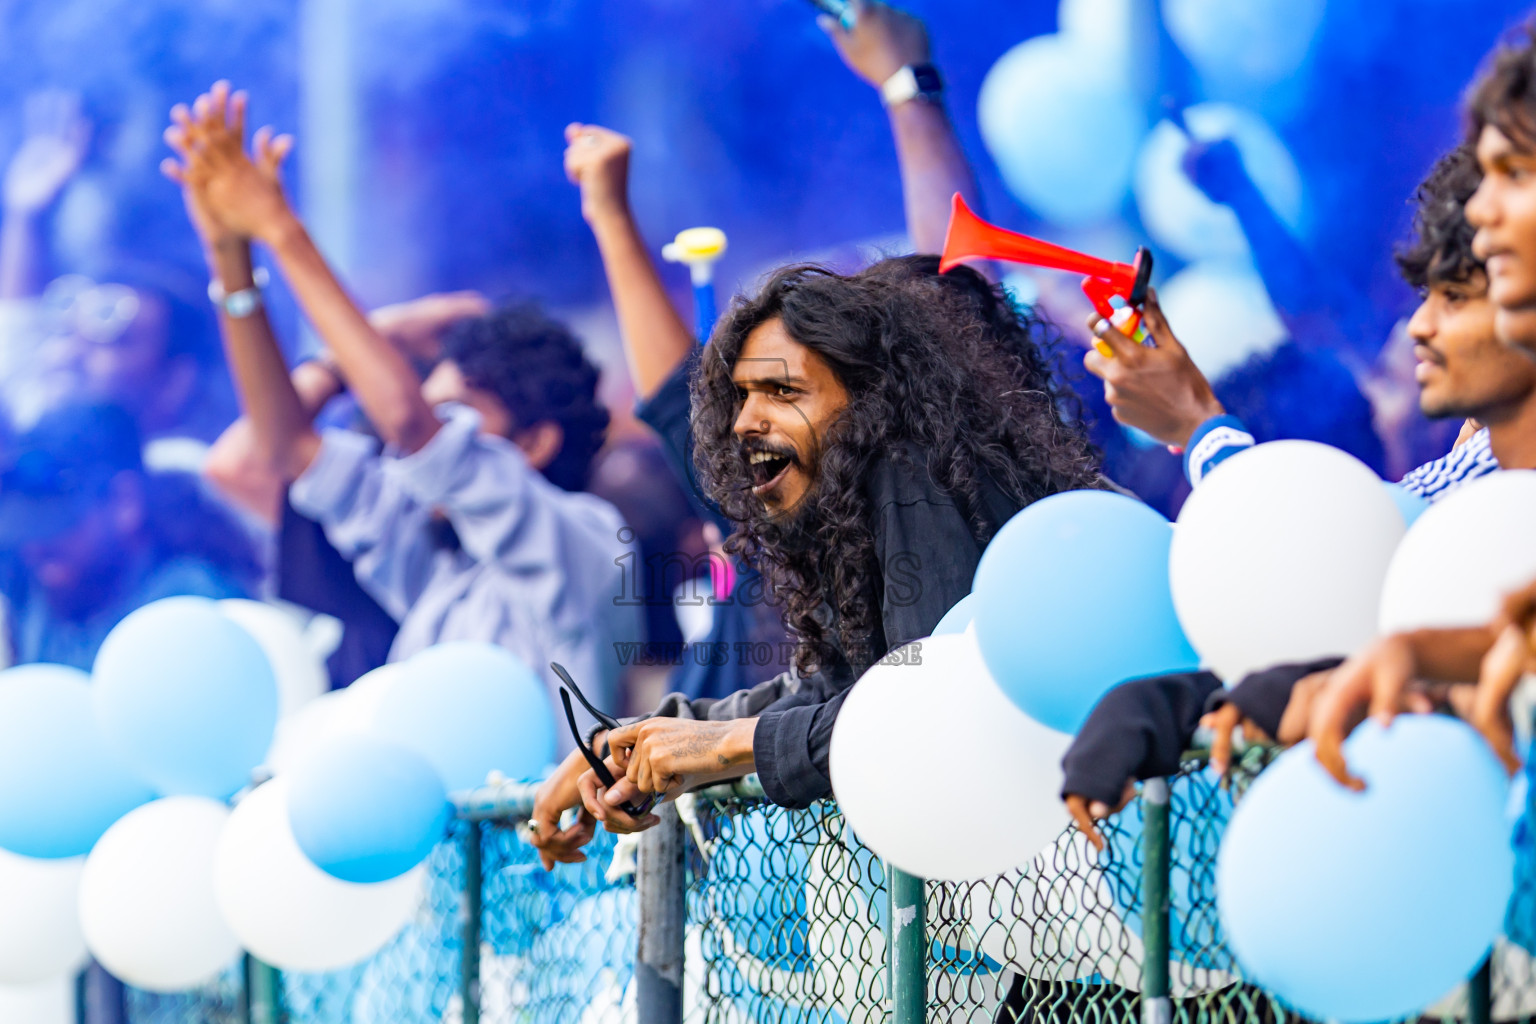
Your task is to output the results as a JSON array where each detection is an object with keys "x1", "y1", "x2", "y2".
[
  {"x1": 1134, "y1": 103, "x2": 1304, "y2": 264},
  {"x1": 1170, "y1": 441, "x2": 1404, "y2": 683},
  {"x1": 334, "y1": 664, "x2": 401, "y2": 731},
  {"x1": 1379, "y1": 472, "x2": 1536, "y2": 634},
  {"x1": 79, "y1": 796, "x2": 239, "y2": 992},
  {"x1": 830, "y1": 633, "x2": 1072, "y2": 881},
  {"x1": 0, "y1": 977, "x2": 74, "y2": 1024},
  {"x1": 215, "y1": 777, "x2": 421, "y2": 972},
  {"x1": 1155, "y1": 263, "x2": 1289, "y2": 381},
  {"x1": 218, "y1": 600, "x2": 329, "y2": 719},
  {"x1": 0, "y1": 847, "x2": 86, "y2": 984},
  {"x1": 261, "y1": 664, "x2": 402, "y2": 774}
]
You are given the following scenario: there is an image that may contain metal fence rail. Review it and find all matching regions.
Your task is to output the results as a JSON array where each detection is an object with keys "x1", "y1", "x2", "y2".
[{"x1": 118, "y1": 754, "x2": 1526, "y2": 1024}]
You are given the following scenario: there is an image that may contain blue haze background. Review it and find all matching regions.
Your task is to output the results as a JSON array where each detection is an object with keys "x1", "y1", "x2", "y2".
[{"x1": 0, "y1": 0, "x2": 1532, "y2": 481}]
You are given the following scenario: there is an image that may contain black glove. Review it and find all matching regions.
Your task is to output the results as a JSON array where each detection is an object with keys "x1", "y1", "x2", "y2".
[
  {"x1": 1061, "y1": 671, "x2": 1223, "y2": 807},
  {"x1": 1203, "y1": 657, "x2": 1345, "y2": 741}
]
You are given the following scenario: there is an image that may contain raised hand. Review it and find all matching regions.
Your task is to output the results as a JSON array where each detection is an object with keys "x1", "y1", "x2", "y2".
[
  {"x1": 1082, "y1": 289, "x2": 1226, "y2": 448},
  {"x1": 820, "y1": 0, "x2": 930, "y2": 89},
  {"x1": 161, "y1": 81, "x2": 295, "y2": 245},
  {"x1": 3, "y1": 90, "x2": 91, "y2": 216},
  {"x1": 563, "y1": 123, "x2": 632, "y2": 225}
]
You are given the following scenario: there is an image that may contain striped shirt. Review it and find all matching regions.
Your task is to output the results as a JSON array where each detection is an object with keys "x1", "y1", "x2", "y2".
[
  {"x1": 1184, "y1": 415, "x2": 1498, "y2": 500},
  {"x1": 1397, "y1": 426, "x2": 1498, "y2": 500}
]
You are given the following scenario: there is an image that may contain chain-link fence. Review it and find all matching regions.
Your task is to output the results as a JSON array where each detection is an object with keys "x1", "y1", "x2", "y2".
[{"x1": 114, "y1": 752, "x2": 1530, "y2": 1024}]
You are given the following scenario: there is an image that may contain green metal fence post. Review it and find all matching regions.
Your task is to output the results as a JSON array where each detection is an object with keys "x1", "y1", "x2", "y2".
[
  {"x1": 885, "y1": 864, "x2": 926, "y2": 1024},
  {"x1": 461, "y1": 820, "x2": 484, "y2": 1024},
  {"x1": 243, "y1": 953, "x2": 282, "y2": 1024},
  {"x1": 1140, "y1": 778, "x2": 1172, "y2": 1024},
  {"x1": 1469, "y1": 955, "x2": 1493, "y2": 1024}
]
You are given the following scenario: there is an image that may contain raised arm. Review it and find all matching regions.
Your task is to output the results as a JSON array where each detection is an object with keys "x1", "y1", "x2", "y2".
[
  {"x1": 822, "y1": 0, "x2": 983, "y2": 259},
  {"x1": 203, "y1": 293, "x2": 489, "y2": 524},
  {"x1": 0, "y1": 91, "x2": 90, "y2": 299},
  {"x1": 163, "y1": 83, "x2": 319, "y2": 482},
  {"x1": 176, "y1": 82, "x2": 440, "y2": 455},
  {"x1": 202, "y1": 361, "x2": 344, "y2": 524},
  {"x1": 565, "y1": 124, "x2": 694, "y2": 400},
  {"x1": 1182, "y1": 137, "x2": 1377, "y2": 351}
]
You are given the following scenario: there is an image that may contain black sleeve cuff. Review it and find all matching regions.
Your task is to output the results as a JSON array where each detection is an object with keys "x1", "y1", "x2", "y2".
[
  {"x1": 753, "y1": 704, "x2": 834, "y2": 809},
  {"x1": 1061, "y1": 671, "x2": 1222, "y2": 806},
  {"x1": 1205, "y1": 657, "x2": 1344, "y2": 740}
]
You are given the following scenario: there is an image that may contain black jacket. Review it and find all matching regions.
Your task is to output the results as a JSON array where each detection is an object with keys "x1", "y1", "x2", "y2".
[{"x1": 640, "y1": 439, "x2": 1022, "y2": 808}]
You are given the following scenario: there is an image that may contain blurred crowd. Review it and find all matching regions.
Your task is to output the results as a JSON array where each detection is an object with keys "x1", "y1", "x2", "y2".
[
  {"x1": 0, "y1": 1, "x2": 1460, "y2": 697},
  {"x1": 6, "y1": 0, "x2": 1536, "y2": 924}
]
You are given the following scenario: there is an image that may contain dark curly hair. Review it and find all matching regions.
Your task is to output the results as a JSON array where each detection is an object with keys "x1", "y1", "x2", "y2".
[
  {"x1": 690, "y1": 254, "x2": 1103, "y2": 675},
  {"x1": 442, "y1": 304, "x2": 608, "y2": 491},
  {"x1": 1396, "y1": 146, "x2": 1485, "y2": 290},
  {"x1": 1469, "y1": 26, "x2": 1536, "y2": 153}
]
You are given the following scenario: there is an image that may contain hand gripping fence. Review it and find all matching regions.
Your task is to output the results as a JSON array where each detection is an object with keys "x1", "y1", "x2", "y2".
[{"x1": 115, "y1": 750, "x2": 1536, "y2": 1024}]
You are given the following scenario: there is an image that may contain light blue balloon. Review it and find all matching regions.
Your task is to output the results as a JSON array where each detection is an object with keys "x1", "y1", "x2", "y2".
[
  {"x1": 1383, "y1": 481, "x2": 1430, "y2": 528},
  {"x1": 1216, "y1": 717, "x2": 1512, "y2": 1022},
  {"x1": 971, "y1": 490, "x2": 1200, "y2": 733},
  {"x1": 0, "y1": 664, "x2": 156, "y2": 858},
  {"x1": 373, "y1": 642, "x2": 555, "y2": 791},
  {"x1": 978, "y1": 36, "x2": 1145, "y2": 225},
  {"x1": 92, "y1": 597, "x2": 279, "y2": 799},
  {"x1": 288, "y1": 735, "x2": 449, "y2": 883},
  {"x1": 931, "y1": 594, "x2": 976, "y2": 636}
]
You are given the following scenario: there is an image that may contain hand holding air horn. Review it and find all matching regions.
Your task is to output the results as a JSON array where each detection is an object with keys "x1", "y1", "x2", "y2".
[{"x1": 939, "y1": 194, "x2": 1153, "y2": 357}]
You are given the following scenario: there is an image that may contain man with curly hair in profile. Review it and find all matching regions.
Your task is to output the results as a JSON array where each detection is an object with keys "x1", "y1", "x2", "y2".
[
  {"x1": 162, "y1": 82, "x2": 637, "y2": 716},
  {"x1": 529, "y1": 251, "x2": 1111, "y2": 860}
]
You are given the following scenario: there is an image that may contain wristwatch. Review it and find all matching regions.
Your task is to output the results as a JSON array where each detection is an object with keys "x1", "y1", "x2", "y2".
[
  {"x1": 208, "y1": 267, "x2": 269, "y2": 319},
  {"x1": 881, "y1": 63, "x2": 943, "y2": 108}
]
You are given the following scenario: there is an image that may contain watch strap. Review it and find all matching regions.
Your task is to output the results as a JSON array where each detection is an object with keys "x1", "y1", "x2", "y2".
[
  {"x1": 881, "y1": 63, "x2": 943, "y2": 108},
  {"x1": 208, "y1": 267, "x2": 269, "y2": 320}
]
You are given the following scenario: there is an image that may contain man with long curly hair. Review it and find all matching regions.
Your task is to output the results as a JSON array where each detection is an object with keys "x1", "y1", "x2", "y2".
[{"x1": 530, "y1": 252, "x2": 1110, "y2": 861}]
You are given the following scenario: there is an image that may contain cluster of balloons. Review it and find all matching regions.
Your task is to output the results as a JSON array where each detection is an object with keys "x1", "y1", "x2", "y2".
[
  {"x1": 980, "y1": 1, "x2": 1317, "y2": 386},
  {"x1": 831, "y1": 441, "x2": 1535, "y2": 1022},
  {"x1": 1208, "y1": 462, "x2": 1536, "y2": 1021},
  {"x1": 832, "y1": 488, "x2": 1199, "y2": 883},
  {"x1": 0, "y1": 596, "x2": 558, "y2": 995}
]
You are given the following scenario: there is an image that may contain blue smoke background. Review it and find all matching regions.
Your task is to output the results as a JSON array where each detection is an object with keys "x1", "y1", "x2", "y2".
[{"x1": 0, "y1": 0, "x2": 1532, "y2": 505}]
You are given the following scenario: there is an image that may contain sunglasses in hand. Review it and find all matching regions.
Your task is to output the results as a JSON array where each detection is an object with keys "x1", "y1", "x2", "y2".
[{"x1": 551, "y1": 662, "x2": 658, "y2": 820}]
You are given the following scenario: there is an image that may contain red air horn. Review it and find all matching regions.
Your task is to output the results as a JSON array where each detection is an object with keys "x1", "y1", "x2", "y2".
[{"x1": 940, "y1": 194, "x2": 1153, "y2": 354}]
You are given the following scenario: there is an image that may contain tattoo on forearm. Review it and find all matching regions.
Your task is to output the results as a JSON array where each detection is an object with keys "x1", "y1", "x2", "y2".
[{"x1": 668, "y1": 723, "x2": 747, "y2": 767}]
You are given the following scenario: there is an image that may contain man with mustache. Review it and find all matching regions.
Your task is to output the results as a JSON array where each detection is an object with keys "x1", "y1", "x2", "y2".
[
  {"x1": 528, "y1": 255, "x2": 1109, "y2": 864},
  {"x1": 1060, "y1": 143, "x2": 1536, "y2": 837},
  {"x1": 1307, "y1": 31, "x2": 1536, "y2": 782}
]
